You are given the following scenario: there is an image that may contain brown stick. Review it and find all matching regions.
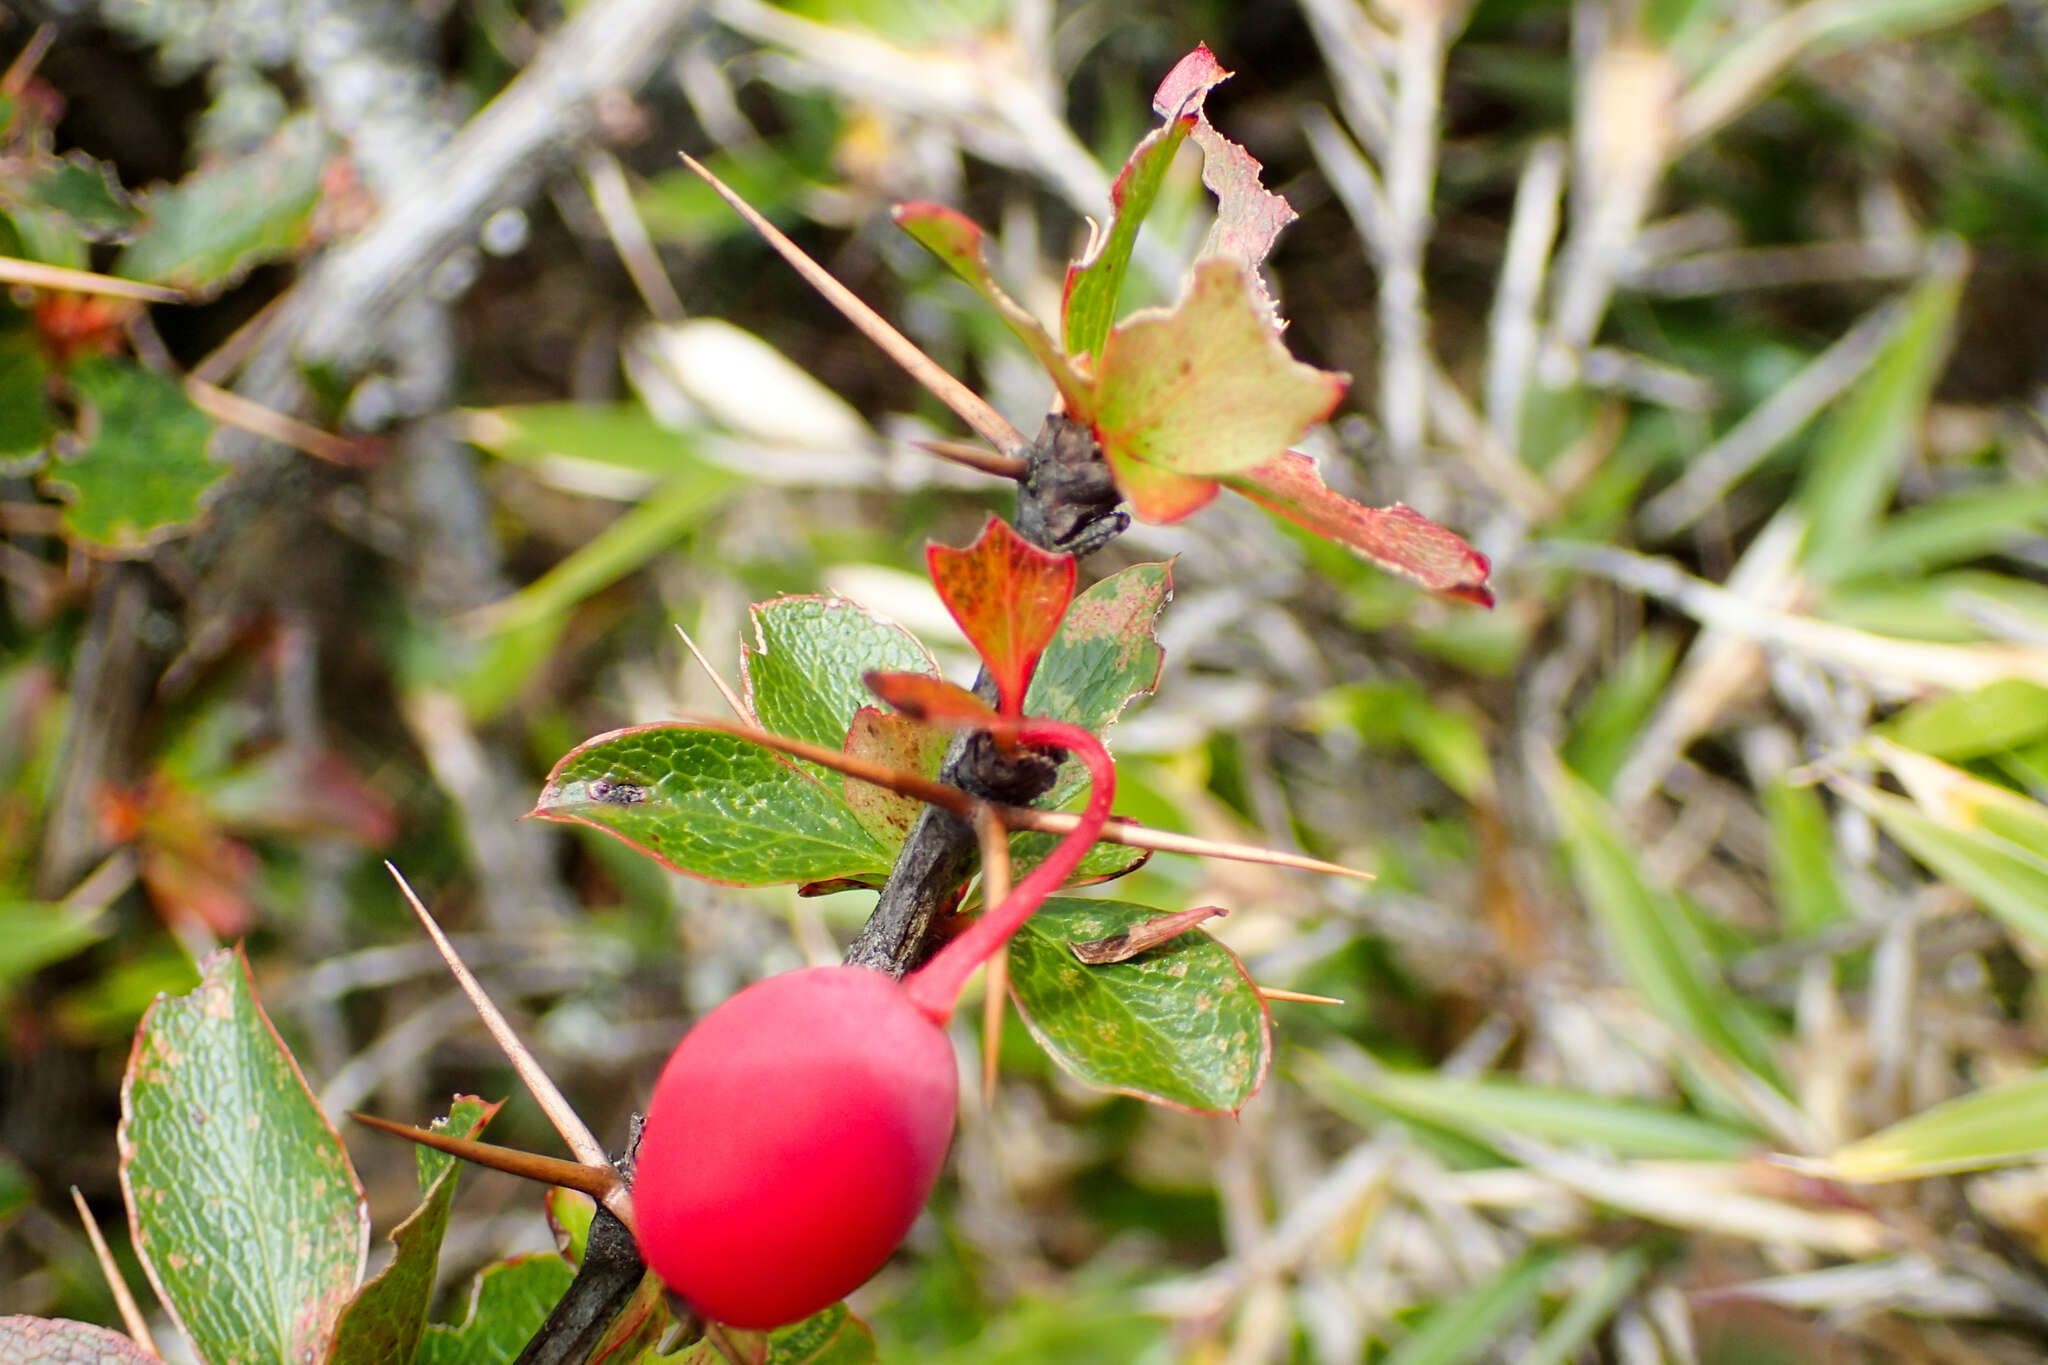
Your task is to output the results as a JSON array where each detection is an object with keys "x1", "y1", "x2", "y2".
[
  {"x1": 350, "y1": 1111, "x2": 627, "y2": 1207},
  {"x1": 69, "y1": 1187, "x2": 160, "y2": 1355},
  {"x1": 689, "y1": 718, "x2": 1373, "y2": 881},
  {"x1": 680, "y1": 154, "x2": 1028, "y2": 461}
]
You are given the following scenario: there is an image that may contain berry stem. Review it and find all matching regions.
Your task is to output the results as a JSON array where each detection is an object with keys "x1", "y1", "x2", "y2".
[{"x1": 902, "y1": 718, "x2": 1115, "y2": 1022}]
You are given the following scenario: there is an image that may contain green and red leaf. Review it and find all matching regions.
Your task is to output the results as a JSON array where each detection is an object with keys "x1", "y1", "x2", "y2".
[
  {"x1": 742, "y1": 595, "x2": 940, "y2": 780},
  {"x1": 0, "y1": 1317, "x2": 159, "y2": 1364},
  {"x1": 532, "y1": 724, "x2": 894, "y2": 887},
  {"x1": 413, "y1": 1255, "x2": 576, "y2": 1365},
  {"x1": 842, "y1": 705, "x2": 948, "y2": 847},
  {"x1": 119, "y1": 946, "x2": 368, "y2": 1365},
  {"x1": 925, "y1": 516, "x2": 1077, "y2": 717},
  {"x1": 1025, "y1": 561, "x2": 1172, "y2": 806},
  {"x1": 1090, "y1": 256, "x2": 1346, "y2": 508},
  {"x1": 1008, "y1": 896, "x2": 1271, "y2": 1114},
  {"x1": 1063, "y1": 43, "x2": 1294, "y2": 361},
  {"x1": 1228, "y1": 453, "x2": 1495, "y2": 606},
  {"x1": 329, "y1": 1096, "x2": 501, "y2": 1365}
]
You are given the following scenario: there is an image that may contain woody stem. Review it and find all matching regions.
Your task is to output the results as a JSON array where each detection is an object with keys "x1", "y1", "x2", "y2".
[{"x1": 901, "y1": 719, "x2": 1114, "y2": 1022}]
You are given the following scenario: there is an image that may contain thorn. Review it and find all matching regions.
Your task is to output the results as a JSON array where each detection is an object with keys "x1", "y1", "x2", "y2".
[
  {"x1": 70, "y1": 1186, "x2": 159, "y2": 1356},
  {"x1": 702, "y1": 1319, "x2": 750, "y2": 1365},
  {"x1": 349, "y1": 1112, "x2": 631, "y2": 1221},
  {"x1": 1256, "y1": 986, "x2": 1345, "y2": 1006},
  {"x1": 675, "y1": 624, "x2": 750, "y2": 722},
  {"x1": 1, "y1": 25, "x2": 55, "y2": 96},
  {"x1": 184, "y1": 377, "x2": 378, "y2": 466},
  {"x1": 974, "y1": 807, "x2": 1011, "y2": 1106},
  {"x1": 911, "y1": 438, "x2": 1028, "y2": 480},
  {"x1": 679, "y1": 153, "x2": 1028, "y2": 461},
  {"x1": 0, "y1": 255, "x2": 184, "y2": 304},
  {"x1": 383, "y1": 863, "x2": 611, "y2": 1171},
  {"x1": 686, "y1": 719, "x2": 1374, "y2": 879}
]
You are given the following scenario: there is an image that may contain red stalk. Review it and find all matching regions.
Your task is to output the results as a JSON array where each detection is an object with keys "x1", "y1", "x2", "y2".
[{"x1": 902, "y1": 717, "x2": 1115, "y2": 1022}]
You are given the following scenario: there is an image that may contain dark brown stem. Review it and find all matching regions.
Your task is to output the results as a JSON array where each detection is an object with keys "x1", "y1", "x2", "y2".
[
  {"x1": 845, "y1": 413, "x2": 1127, "y2": 978},
  {"x1": 511, "y1": 1116, "x2": 649, "y2": 1365}
]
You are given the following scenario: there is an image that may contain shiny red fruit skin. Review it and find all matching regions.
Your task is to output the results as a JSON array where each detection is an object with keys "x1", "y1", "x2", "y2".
[{"x1": 634, "y1": 965, "x2": 958, "y2": 1329}]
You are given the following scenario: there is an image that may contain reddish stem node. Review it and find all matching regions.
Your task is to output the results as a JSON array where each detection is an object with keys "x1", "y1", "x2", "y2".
[{"x1": 902, "y1": 718, "x2": 1115, "y2": 1022}]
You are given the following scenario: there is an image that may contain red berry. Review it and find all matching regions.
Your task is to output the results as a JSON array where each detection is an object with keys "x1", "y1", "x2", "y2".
[{"x1": 634, "y1": 965, "x2": 958, "y2": 1329}]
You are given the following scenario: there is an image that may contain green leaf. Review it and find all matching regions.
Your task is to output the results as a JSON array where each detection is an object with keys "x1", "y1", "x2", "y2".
[
  {"x1": 0, "y1": 1151, "x2": 29, "y2": 1227},
  {"x1": 3, "y1": 152, "x2": 138, "y2": 242},
  {"x1": 893, "y1": 204, "x2": 1087, "y2": 407},
  {"x1": 413, "y1": 1255, "x2": 576, "y2": 1365},
  {"x1": 544, "y1": 1187, "x2": 595, "y2": 1266},
  {"x1": 1007, "y1": 896, "x2": 1270, "y2": 1113},
  {"x1": 916, "y1": 1297, "x2": 1168, "y2": 1365},
  {"x1": 1007, "y1": 829, "x2": 1148, "y2": 888},
  {"x1": 1544, "y1": 759, "x2": 1783, "y2": 1089},
  {"x1": 743, "y1": 595, "x2": 939, "y2": 769},
  {"x1": 44, "y1": 359, "x2": 222, "y2": 554},
  {"x1": 119, "y1": 946, "x2": 368, "y2": 1365},
  {"x1": 1061, "y1": 117, "x2": 1190, "y2": 361},
  {"x1": 1796, "y1": 252, "x2": 1965, "y2": 582},
  {"x1": 1819, "y1": 1069, "x2": 2048, "y2": 1182},
  {"x1": 462, "y1": 402, "x2": 710, "y2": 484},
  {"x1": 470, "y1": 467, "x2": 744, "y2": 637},
  {"x1": 1832, "y1": 480, "x2": 2048, "y2": 583},
  {"x1": 1091, "y1": 256, "x2": 1346, "y2": 514},
  {"x1": 0, "y1": 1316, "x2": 160, "y2": 1364},
  {"x1": 758, "y1": 1303, "x2": 880, "y2": 1364},
  {"x1": 115, "y1": 115, "x2": 330, "y2": 294},
  {"x1": 1024, "y1": 562, "x2": 1171, "y2": 807},
  {"x1": 328, "y1": 1097, "x2": 500, "y2": 1365},
  {"x1": 0, "y1": 900, "x2": 108, "y2": 1003},
  {"x1": 1867, "y1": 737, "x2": 2048, "y2": 861},
  {"x1": 1300, "y1": 1046, "x2": 1756, "y2": 1160},
  {"x1": 1306, "y1": 679, "x2": 1494, "y2": 804},
  {"x1": 1379, "y1": 1248, "x2": 1557, "y2": 1365},
  {"x1": 1523, "y1": 1249, "x2": 1649, "y2": 1365},
  {"x1": 1835, "y1": 779, "x2": 2048, "y2": 948},
  {"x1": 0, "y1": 331, "x2": 55, "y2": 461},
  {"x1": 1762, "y1": 778, "x2": 1853, "y2": 936},
  {"x1": 533, "y1": 724, "x2": 893, "y2": 886},
  {"x1": 660, "y1": 1302, "x2": 879, "y2": 1364},
  {"x1": 1877, "y1": 679, "x2": 2048, "y2": 761},
  {"x1": 1563, "y1": 633, "x2": 1679, "y2": 795}
]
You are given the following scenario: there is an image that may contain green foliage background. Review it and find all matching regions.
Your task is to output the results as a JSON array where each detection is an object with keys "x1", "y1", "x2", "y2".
[{"x1": 5, "y1": 0, "x2": 2048, "y2": 1360}]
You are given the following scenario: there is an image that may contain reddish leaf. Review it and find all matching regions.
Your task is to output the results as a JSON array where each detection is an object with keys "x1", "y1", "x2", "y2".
[
  {"x1": 862, "y1": 671, "x2": 998, "y2": 728},
  {"x1": 1153, "y1": 45, "x2": 1295, "y2": 321},
  {"x1": 1189, "y1": 118, "x2": 1295, "y2": 297},
  {"x1": 1091, "y1": 257, "x2": 1347, "y2": 512},
  {"x1": 1061, "y1": 116, "x2": 1196, "y2": 363},
  {"x1": 1059, "y1": 47, "x2": 1234, "y2": 362},
  {"x1": 842, "y1": 705, "x2": 947, "y2": 848},
  {"x1": 922, "y1": 517, "x2": 1077, "y2": 716},
  {"x1": 1152, "y1": 43, "x2": 1232, "y2": 117},
  {"x1": 1228, "y1": 453, "x2": 1495, "y2": 606},
  {"x1": 1106, "y1": 456, "x2": 1221, "y2": 524}
]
